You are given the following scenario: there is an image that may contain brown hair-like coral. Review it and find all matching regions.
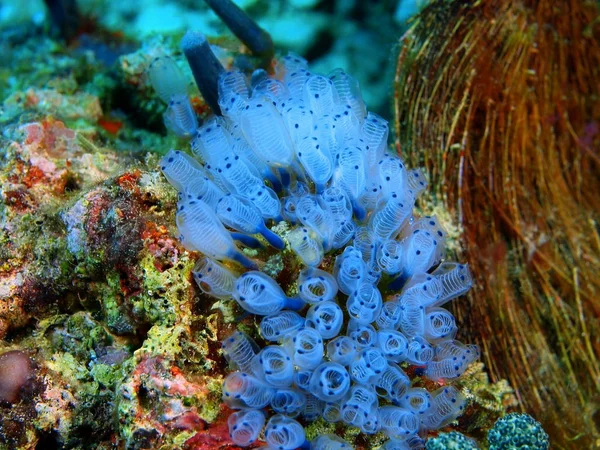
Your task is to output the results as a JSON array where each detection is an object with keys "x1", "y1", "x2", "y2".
[{"x1": 394, "y1": 0, "x2": 600, "y2": 448}]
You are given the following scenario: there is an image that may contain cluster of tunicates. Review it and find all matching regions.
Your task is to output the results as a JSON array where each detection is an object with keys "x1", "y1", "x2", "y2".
[{"x1": 158, "y1": 53, "x2": 477, "y2": 449}]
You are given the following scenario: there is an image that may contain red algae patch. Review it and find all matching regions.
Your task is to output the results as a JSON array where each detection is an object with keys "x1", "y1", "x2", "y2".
[{"x1": 0, "y1": 351, "x2": 33, "y2": 404}]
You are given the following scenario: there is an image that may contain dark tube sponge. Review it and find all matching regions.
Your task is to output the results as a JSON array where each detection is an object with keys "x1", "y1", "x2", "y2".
[
  {"x1": 181, "y1": 30, "x2": 225, "y2": 115},
  {"x1": 0, "y1": 351, "x2": 34, "y2": 404},
  {"x1": 43, "y1": 0, "x2": 81, "y2": 41},
  {"x1": 202, "y1": 0, "x2": 274, "y2": 67}
]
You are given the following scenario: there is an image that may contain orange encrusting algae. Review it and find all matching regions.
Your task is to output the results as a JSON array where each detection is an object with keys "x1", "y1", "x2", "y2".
[{"x1": 393, "y1": 0, "x2": 600, "y2": 448}]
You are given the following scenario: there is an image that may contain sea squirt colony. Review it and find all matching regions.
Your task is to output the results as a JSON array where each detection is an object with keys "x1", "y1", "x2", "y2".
[{"x1": 158, "y1": 53, "x2": 477, "y2": 449}]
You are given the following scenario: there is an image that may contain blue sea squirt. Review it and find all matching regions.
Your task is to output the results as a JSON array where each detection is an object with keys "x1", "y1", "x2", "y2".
[{"x1": 159, "y1": 50, "x2": 477, "y2": 449}]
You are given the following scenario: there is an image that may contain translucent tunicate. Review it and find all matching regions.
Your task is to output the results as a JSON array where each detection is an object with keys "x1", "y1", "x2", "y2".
[
  {"x1": 349, "y1": 347, "x2": 388, "y2": 385},
  {"x1": 376, "y1": 301, "x2": 403, "y2": 330},
  {"x1": 157, "y1": 45, "x2": 481, "y2": 448},
  {"x1": 406, "y1": 336, "x2": 435, "y2": 365},
  {"x1": 176, "y1": 199, "x2": 255, "y2": 268},
  {"x1": 264, "y1": 415, "x2": 306, "y2": 450},
  {"x1": 294, "y1": 370, "x2": 313, "y2": 392},
  {"x1": 160, "y1": 149, "x2": 225, "y2": 208},
  {"x1": 376, "y1": 239, "x2": 404, "y2": 274},
  {"x1": 400, "y1": 273, "x2": 444, "y2": 309},
  {"x1": 303, "y1": 74, "x2": 340, "y2": 116},
  {"x1": 163, "y1": 94, "x2": 198, "y2": 137},
  {"x1": 377, "y1": 329, "x2": 409, "y2": 363},
  {"x1": 296, "y1": 195, "x2": 333, "y2": 247},
  {"x1": 379, "y1": 406, "x2": 419, "y2": 440},
  {"x1": 431, "y1": 262, "x2": 473, "y2": 306},
  {"x1": 233, "y1": 271, "x2": 304, "y2": 315},
  {"x1": 221, "y1": 330, "x2": 259, "y2": 374},
  {"x1": 302, "y1": 393, "x2": 324, "y2": 421},
  {"x1": 309, "y1": 362, "x2": 351, "y2": 402},
  {"x1": 353, "y1": 226, "x2": 378, "y2": 263},
  {"x1": 347, "y1": 320, "x2": 378, "y2": 348},
  {"x1": 369, "y1": 190, "x2": 415, "y2": 240},
  {"x1": 374, "y1": 362, "x2": 410, "y2": 403},
  {"x1": 312, "y1": 433, "x2": 352, "y2": 450},
  {"x1": 346, "y1": 283, "x2": 383, "y2": 325},
  {"x1": 423, "y1": 307, "x2": 457, "y2": 342},
  {"x1": 260, "y1": 311, "x2": 305, "y2": 342},
  {"x1": 295, "y1": 135, "x2": 335, "y2": 192},
  {"x1": 147, "y1": 55, "x2": 188, "y2": 103},
  {"x1": 421, "y1": 386, "x2": 466, "y2": 430},
  {"x1": 334, "y1": 246, "x2": 366, "y2": 295},
  {"x1": 341, "y1": 385, "x2": 379, "y2": 429},
  {"x1": 240, "y1": 97, "x2": 295, "y2": 168},
  {"x1": 362, "y1": 112, "x2": 389, "y2": 173},
  {"x1": 218, "y1": 70, "x2": 249, "y2": 100},
  {"x1": 399, "y1": 387, "x2": 433, "y2": 416},
  {"x1": 216, "y1": 194, "x2": 284, "y2": 249},
  {"x1": 380, "y1": 439, "x2": 412, "y2": 450},
  {"x1": 275, "y1": 52, "x2": 308, "y2": 79},
  {"x1": 160, "y1": 150, "x2": 207, "y2": 194},
  {"x1": 425, "y1": 340, "x2": 479, "y2": 381},
  {"x1": 378, "y1": 154, "x2": 408, "y2": 197},
  {"x1": 288, "y1": 227, "x2": 324, "y2": 267},
  {"x1": 284, "y1": 68, "x2": 312, "y2": 99},
  {"x1": 305, "y1": 302, "x2": 344, "y2": 339},
  {"x1": 334, "y1": 145, "x2": 367, "y2": 213},
  {"x1": 397, "y1": 290, "x2": 425, "y2": 337},
  {"x1": 192, "y1": 117, "x2": 236, "y2": 163},
  {"x1": 407, "y1": 168, "x2": 428, "y2": 195},
  {"x1": 284, "y1": 327, "x2": 324, "y2": 370},
  {"x1": 409, "y1": 215, "x2": 447, "y2": 263},
  {"x1": 320, "y1": 186, "x2": 353, "y2": 225},
  {"x1": 297, "y1": 267, "x2": 338, "y2": 304},
  {"x1": 402, "y1": 229, "x2": 440, "y2": 277},
  {"x1": 326, "y1": 336, "x2": 358, "y2": 367},
  {"x1": 322, "y1": 402, "x2": 343, "y2": 423},
  {"x1": 271, "y1": 388, "x2": 306, "y2": 417},
  {"x1": 192, "y1": 257, "x2": 236, "y2": 299},
  {"x1": 328, "y1": 68, "x2": 366, "y2": 121},
  {"x1": 282, "y1": 103, "x2": 315, "y2": 143},
  {"x1": 245, "y1": 183, "x2": 282, "y2": 220},
  {"x1": 253, "y1": 78, "x2": 289, "y2": 108},
  {"x1": 222, "y1": 372, "x2": 274, "y2": 409},
  {"x1": 358, "y1": 179, "x2": 382, "y2": 213},
  {"x1": 330, "y1": 219, "x2": 356, "y2": 250},
  {"x1": 227, "y1": 409, "x2": 265, "y2": 447},
  {"x1": 251, "y1": 345, "x2": 295, "y2": 388}
]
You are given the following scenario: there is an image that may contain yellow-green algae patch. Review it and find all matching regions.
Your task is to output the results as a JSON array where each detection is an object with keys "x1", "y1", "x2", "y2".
[{"x1": 131, "y1": 251, "x2": 196, "y2": 326}]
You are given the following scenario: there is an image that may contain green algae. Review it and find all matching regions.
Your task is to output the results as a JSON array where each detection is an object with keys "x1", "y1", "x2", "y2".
[
  {"x1": 262, "y1": 252, "x2": 284, "y2": 278},
  {"x1": 191, "y1": 374, "x2": 227, "y2": 426},
  {"x1": 303, "y1": 418, "x2": 337, "y2": 441},
  {"x1": 303, "y1": 418, "x2": 388, "y2": 450},
  {"x1": 132, "y1": 252, "x2": 196, "y2": 326},
  {"x1": 8, "y1": 312, "x2": 130, "y2": 449},
  {"x1": 139, "y1": 323, "x2": 185, "y2": 357},
  {"x1": 90, "y1": 362, "x2": 123, "y2": 388}
]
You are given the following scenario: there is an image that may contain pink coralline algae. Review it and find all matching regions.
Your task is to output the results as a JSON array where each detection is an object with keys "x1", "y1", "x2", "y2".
[{"x1": 118, "y1": 355, "x2": 236, "y2": 448}]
